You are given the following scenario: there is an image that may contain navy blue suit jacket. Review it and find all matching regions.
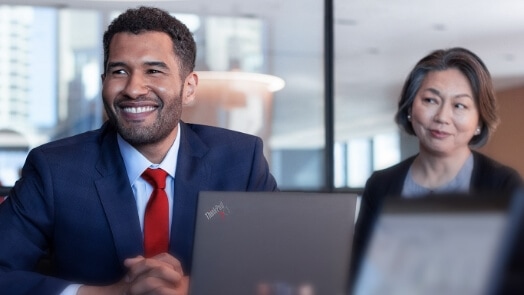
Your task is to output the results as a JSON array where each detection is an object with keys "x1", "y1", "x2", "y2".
[{"x1": 0, "y1": 121, "x2": 278, "y2": 294}]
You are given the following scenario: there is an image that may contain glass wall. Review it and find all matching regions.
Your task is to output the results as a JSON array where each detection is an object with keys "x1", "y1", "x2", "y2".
[
  {"x1": 2, "y1": 1, "x2": 524, "y2": 191},
  {"x1": 0, "y1": 2, "x2": 327, "y2": 191},
  {"x1": 0, "y1": 6, "x2": 56, "y2": 185},
  {"x1": 0, "y1": 6, "x2": 101, "y2": 186}
]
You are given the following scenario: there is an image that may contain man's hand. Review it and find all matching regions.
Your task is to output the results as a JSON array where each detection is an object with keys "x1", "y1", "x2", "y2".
[
  {"x1": 124, "y1": 253, "x2": 189, "y2": 295},
  {"x1": 77, "y1": 253, "x2": 189, "y2": 295}
]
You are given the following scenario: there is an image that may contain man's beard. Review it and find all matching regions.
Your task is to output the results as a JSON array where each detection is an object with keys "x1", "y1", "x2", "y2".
[{"x1": 105, "y1": 91, "x2": 183, "y2": 147}]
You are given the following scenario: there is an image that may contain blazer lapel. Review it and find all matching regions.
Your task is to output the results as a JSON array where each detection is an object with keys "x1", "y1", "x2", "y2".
[
  {"x1": 91, "y1": 122, "x2": 210, "y2": 269},
  {"x1": 170, "y1": 122, "x2": 209, "y2": 271},
  {"x1": 95, "y1": 124, "x2": 143, "y2": 263}
]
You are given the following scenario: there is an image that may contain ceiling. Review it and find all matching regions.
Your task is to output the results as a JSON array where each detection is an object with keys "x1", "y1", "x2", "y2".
[{"x1": 3, "y1": 0, "x2": 524, "y2": 147}]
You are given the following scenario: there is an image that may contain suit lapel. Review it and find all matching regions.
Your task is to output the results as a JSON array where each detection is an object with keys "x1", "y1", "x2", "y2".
[
  {"x1": 91, "y1": 122, "x2": 210, "y2": 269},
  {"x1": 94, "y1": 124, "x2": 144, "y2": 263},
  {"x1": 170, "y1": 122, "x2": 209, "y2": 271}
]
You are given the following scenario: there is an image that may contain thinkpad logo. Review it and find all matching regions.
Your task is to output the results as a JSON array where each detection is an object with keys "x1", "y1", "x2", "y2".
[{"x1": 204, "y1": 201, "x2": 230, "y2": 220}]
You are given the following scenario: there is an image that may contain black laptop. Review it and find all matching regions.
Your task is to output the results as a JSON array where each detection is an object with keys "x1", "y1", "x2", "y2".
[
  {"x1": 189, "y1": 191, "x2": 358, "y2": 295},
  {"x1": 352, "y1": 192, "x2": 524, "y2": 295}
]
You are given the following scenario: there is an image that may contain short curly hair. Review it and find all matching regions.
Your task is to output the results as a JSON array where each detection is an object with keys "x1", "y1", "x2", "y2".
[
  {"x1": 102, "y1": 6, "x2": 196, "y2": 80},
  {"x1": 395, "y1": 47, "x2": 498, "y2": 147}
]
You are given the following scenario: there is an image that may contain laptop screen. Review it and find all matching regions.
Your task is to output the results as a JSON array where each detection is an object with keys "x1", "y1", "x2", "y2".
[
  {"x1": 189, "y1": 191, "x2": 358, "y2": 295},
  {"x1": 352, "y1": 194, "x2": 521, "y2": 295}
]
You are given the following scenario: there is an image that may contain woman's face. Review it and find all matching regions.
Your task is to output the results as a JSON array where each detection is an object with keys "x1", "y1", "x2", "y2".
[{"x1": 409, "y1": 68, "x2": 480, "y2": 156}]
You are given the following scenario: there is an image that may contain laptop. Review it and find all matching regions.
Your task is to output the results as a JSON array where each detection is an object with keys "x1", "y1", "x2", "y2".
[
  {"x1": 189, "y1": 191, "x2": 358, "y2": 295},
  {"x1": 352, "y1": 192, "x2": 524, "y2": 295}
]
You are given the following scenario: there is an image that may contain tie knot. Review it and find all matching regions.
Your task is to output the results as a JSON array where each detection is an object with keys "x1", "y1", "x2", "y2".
[{"x1": 142, "y1": 168, "x2": 168, "y2": 189}]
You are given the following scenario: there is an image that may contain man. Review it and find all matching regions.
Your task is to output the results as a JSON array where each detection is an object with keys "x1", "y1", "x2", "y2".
[{"x1": 0, "y1": 6, "x2": 278, "y2": 295}]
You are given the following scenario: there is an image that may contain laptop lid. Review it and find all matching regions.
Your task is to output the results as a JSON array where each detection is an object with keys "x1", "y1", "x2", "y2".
[
  {"x1": 352, "y1": 192, "x2": 524, "y2": 295},
  {"x1": 189, "y1": 191, "x2": 358, "y2": 295}
]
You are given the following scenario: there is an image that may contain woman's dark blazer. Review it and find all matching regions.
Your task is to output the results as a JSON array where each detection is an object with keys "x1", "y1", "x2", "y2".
[{"x1": 349, "y1": 150, "x2": 524, "y2": 292}]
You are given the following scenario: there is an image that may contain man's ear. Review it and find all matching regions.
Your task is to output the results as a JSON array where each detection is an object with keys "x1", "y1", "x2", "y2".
[
  {"x1": 101, "y1": 73, "x2": 106, "y2": 82},
  {"x1": 182, "y1": 72, "x2": 198, "y2": 106}
]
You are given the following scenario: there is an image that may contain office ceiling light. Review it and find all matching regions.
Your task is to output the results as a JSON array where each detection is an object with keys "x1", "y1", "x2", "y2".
[{"x1": 197, "y1": 71, "x2": 285, "y2": 93}]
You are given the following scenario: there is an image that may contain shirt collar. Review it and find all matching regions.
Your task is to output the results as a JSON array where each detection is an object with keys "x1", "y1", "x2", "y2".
[{"x1": 118, "y1": 123, "x2": 181, "y2": 185}]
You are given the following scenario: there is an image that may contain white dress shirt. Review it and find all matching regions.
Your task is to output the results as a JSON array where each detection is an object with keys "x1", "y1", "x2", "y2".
[{"x1": 118, "y1": 126, "x2": 180, "y2": 233}]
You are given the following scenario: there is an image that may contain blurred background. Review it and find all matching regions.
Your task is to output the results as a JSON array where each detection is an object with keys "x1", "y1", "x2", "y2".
[{"x1": 0, "y1": 0, "x2": 523, "y2": 192}]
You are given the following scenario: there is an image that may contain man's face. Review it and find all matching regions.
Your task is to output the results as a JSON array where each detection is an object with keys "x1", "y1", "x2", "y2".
[{"x1": 101, "y1": 31, "x2": 196, "y2": 147}]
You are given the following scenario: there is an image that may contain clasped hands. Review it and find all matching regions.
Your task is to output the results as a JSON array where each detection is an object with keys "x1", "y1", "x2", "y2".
[{"x1": 78, "y1": 253, "x2": 189, "y2": 295}]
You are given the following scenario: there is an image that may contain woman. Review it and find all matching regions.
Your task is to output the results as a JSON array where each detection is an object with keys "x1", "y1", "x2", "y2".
[{"x1": 350, "y1": 47, "x2": 523, "y2": 290}]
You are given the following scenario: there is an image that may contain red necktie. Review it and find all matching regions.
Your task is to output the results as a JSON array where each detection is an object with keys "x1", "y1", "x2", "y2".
[{"x1": 142, "y1": 168, "x2": 169, "y2": 257}]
